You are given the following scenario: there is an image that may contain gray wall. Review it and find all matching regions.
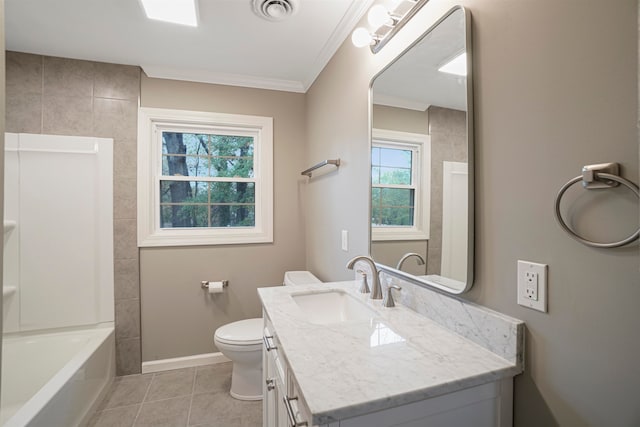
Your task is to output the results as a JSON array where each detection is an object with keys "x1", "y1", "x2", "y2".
[
  {"x1": 305, "y1": 1, "x2": 639, "y2": 426},
  {"x1": 139, "y1": 76, "x2": 307, "y2": 361},
  {"x1": 372, "y1": 104, "x2": 428, "y2": 134},
  {"x1": 4, "y1": 52, "x2": 142, "y2": 375}
]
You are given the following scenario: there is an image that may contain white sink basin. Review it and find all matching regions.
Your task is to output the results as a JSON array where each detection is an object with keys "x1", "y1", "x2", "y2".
[{"x1": 291, "y1": 290, "x2": 377, "y2": 325}]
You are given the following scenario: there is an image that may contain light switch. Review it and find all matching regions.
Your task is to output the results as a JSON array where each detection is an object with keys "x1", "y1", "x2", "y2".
[{"x1": 341, "y1": 230, "x2": 348, "y2": 251}]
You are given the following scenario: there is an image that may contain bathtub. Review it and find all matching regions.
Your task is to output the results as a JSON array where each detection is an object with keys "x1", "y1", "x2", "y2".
[{"x1": 1, "y1": 324, "x2": 115, "y2": 427}]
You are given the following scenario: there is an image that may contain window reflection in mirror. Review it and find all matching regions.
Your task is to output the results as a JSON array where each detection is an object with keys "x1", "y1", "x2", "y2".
[{"x1": 369, "y1": 7, "x2": 473, "y2": 294}]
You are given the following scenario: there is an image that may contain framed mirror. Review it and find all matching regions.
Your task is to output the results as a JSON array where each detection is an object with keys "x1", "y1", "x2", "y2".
[{"x1": 369, "y1": 6, "x2": 473, "y2": 294}]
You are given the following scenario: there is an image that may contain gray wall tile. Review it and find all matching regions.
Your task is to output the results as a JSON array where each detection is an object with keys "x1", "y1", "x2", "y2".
[
  {"x1": 114, "y1": 219, "x2": 138, "y2": 260},
  {"x1": 115, "y1": 259, "x2": 140, "y2": 300},
  {"x1": 6, "y1": 93, "x2": 42, "y2": 133},
  {"x1": 115, "y1": 177, "x2": 137, "y2": 219},
  {"x1": 114, "y1": 139, "x2": 138, "y2": 180},
  {"x1": 93, "y1": 98, "x2": 138, "y2": 140},
  {"x1": 115, "y1": 298, "x2": 141, "y2": 340},
  {"x1": 427, "y1": 106, "x2": 467, "y2": 273},
  {"x1": 94, "y1": 63, "x2": 140, "y2": 100},
  {"x1": 116, "y1": 337, "x2": 142, "y2": 376},
  {"x1": 43, "y1": 56, "x2": 94, "y2": 97},
  {"x1": 6, "y1": 51, "x2": 42, "y2": 96},
  {"x1": 42, "y1": 95, "x2": 93, "y2": 136}
]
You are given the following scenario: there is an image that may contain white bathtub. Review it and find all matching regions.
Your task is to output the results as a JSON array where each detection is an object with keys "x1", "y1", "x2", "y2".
[{"x1": 1, "y1": 325, "x2": 115, "y2": 427}]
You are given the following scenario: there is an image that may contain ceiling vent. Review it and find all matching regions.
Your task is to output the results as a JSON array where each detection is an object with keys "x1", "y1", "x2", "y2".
[{"x1": 252, "y1": 0, "x2": 299, "y2": 22}]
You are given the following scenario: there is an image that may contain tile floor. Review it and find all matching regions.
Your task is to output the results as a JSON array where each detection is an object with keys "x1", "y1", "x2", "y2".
[{"x1": 89, "y1": 362, "x2": 262, "y2": 427}]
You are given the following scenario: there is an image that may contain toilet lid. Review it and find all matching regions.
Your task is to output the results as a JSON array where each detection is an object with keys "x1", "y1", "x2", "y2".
[{"x1": 215, "y1": 318, "x2": 263, "y2": 345}]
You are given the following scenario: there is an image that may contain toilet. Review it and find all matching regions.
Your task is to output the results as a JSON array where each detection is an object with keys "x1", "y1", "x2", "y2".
[{"x1": 213, "y1": 271, "x2": 321, "y2": 400}]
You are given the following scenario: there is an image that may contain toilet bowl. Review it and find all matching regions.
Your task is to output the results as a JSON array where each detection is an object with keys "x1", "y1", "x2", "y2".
[
  {"x1": 214, "y1": 271, "x2": 321, "y2": 400},
  {"x1": 214, "y1": 318, "x2": 263, "y2": 400}
]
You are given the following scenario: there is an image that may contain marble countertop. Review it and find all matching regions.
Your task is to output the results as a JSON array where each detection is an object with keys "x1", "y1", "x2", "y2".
[{"x1": 258, "y1": 281, "x2": 524, "y2": 425}]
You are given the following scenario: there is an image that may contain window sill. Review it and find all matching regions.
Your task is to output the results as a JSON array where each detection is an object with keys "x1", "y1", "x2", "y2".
[{"x1": 138, "y1": 228, "x2": 273, "y2": 247}]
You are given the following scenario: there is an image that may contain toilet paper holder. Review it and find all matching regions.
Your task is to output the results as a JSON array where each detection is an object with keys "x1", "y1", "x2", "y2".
[{"x1": 201, "y1": 280, "x2": 229, "y2": 289}]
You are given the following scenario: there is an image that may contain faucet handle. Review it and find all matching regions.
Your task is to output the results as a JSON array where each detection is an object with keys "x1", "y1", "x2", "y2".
[
  {"x1": 382, "y1": 284, "x2": 402, "y2": 308},
  {"x1": 356, "y1": 270, "x2": 370, "y2": 294}
]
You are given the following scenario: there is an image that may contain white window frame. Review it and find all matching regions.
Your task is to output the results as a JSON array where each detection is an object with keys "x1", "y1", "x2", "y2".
[
  {"x1": 371, "y1": 128, "x2": 430, "y2": 242},
  {"x1": 137, "y1": 107, "x2": 273, "y2": 247}
]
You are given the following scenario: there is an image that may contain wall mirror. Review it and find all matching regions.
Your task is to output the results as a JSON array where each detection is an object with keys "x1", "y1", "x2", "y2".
[{"x1": 369, "y1": 6, "x2": 473, "y2": 294}]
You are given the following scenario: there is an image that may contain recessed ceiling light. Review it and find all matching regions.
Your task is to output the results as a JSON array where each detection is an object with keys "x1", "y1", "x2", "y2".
[
  {"x1": 140, "y1": 0, "x2": 198, "y2": 27},
  {"x1": 438, "y1": 52, "x2": 467, "y2": 76}
]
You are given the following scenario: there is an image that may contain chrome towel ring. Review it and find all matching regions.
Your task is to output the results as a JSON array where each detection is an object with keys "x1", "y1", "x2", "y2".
[{"x1": 554, "y1": 163, "x2": 639, "y2": 248}]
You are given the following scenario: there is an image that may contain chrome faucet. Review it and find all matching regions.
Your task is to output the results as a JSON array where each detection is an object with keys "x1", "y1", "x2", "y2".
[
  {"x1": 346, "y1": 255, "x2": 382, "y2": 299},
  {"x1": 396, "y1": 252, "x2": 425, "y2": 271},
  {"x1": 382, "y1": 284, "x2": 402, "y2": 308}
]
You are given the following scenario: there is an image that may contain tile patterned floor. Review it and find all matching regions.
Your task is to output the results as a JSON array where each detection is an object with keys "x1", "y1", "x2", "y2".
[{"x1": 89, "y1": 362, "x2": 262, "y2": 427}]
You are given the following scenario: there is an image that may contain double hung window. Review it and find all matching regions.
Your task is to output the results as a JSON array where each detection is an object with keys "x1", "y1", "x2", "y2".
[
  {"x1": 371, "y1": 129, "x2": 430, "y2": 241},
  {"x1": 138, "y1": 108, "x2": 273, "y2": 246}
]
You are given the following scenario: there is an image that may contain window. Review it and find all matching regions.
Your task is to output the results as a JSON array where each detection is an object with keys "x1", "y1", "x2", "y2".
[
  {"x1": 138, "y1": 108, "x2": 273, "y2": 246},
  {"x1": 371, "y1": 129, "x2": 430, "y2": 241}
]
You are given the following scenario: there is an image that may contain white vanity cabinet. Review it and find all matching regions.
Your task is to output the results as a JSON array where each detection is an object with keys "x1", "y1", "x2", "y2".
[
  {"x1": 262, "y1": 312, "x2": 513, "y2": 427},
  {"x1": 259, "y1": 282, "x2": 523, "y2": 427},
  {"x1": 263, "y1": 314, "x2": 313, "y2": 427}
]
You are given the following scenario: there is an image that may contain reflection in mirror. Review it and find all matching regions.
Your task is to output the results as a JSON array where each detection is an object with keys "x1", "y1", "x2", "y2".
[{"x1": 370, "y1": 7, "x2": 473, "y2": 294}]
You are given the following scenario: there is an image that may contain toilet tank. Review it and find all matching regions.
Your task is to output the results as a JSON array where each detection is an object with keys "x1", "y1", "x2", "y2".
[{"x1": 283, "y1": 271, "x2": 321, "y2": 286}]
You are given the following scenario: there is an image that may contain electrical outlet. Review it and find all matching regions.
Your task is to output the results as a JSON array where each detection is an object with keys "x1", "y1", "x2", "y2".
[
  {"x1": 524, "y1": 271, "x2": 538, "y2": 300},
  {"x1": 517, "y1": 260, "x2": 547, "y2": 312}
]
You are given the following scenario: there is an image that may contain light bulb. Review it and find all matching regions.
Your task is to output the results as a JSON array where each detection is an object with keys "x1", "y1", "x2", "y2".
[
  {"x1": 368, "y1": 5, "x2": 391, "y2": 28},
  {"x1": 352, "y1": 27, "x2": 374, "y2": 48}
]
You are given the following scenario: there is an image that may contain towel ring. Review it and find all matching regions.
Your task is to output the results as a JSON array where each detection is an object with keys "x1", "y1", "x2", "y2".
[{"x1": 554, "y1": 166, "x2": 639, "y2": 248}]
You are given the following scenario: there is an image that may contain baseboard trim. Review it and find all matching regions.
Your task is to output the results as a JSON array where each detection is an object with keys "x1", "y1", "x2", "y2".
[{"x1": 142, "y1": 352, "x2": 231, "y2": 374}]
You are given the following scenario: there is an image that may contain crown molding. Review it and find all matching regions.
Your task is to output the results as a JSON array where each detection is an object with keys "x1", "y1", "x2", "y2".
[
  {"x1": 142, "y1": 65, "x2": 306, "y2": 93},
  {"x1": 301, "y1": 0, "x2": 376, "y2": 91},
  {"x1": 373, "y1": 93, "x2": 429, "y2": 111}
]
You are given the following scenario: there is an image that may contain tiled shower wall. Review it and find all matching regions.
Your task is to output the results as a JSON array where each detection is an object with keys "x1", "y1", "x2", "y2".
[
  {"x1": 426, "y1": 106, "x2": 467, "y2": 275},
  {"x1": 5, "y1": 52, "x2": 141, "y2": 375}
]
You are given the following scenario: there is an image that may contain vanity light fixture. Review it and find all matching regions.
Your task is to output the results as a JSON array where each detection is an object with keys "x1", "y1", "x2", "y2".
[
  {"x1": 351, "y1": 27, "x2": 380, "y2": 48},
  {"x1": 438, "y1": 52, "x2": 467, "y2": 76},
  {"x1": 352, "y1": 0, "x2": 429, "y2": 53},
  {"x1": 139, "y1": 0, "x2": 198, "y2": 27}
]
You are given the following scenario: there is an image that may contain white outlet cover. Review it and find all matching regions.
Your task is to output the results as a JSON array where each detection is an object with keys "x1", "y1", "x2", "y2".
[{"x1": 517, "y1": 260, "x2": 547, "y2": 312}]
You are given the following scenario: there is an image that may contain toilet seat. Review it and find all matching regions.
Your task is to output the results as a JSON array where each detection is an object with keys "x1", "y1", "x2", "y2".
[{"x1": 214, "y1": 318, "x2": 263, "y2": 346}]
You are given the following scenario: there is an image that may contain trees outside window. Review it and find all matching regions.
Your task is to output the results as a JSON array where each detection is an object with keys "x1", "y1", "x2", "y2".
[
  {"x1": 371, "y1": 129, "x2": 430, "y2": 242},
  {"x1": 138, "y1": 108, "x2": 273, "y2": 247}
]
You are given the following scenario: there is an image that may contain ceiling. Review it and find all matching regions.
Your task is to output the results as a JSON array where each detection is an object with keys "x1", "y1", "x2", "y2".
[
  {"x1": 372, "y1": 7, "x2": 467, "y2": 112},
  {"x1": 5, "y1": 0, "x2": 374, "y2": 93}
]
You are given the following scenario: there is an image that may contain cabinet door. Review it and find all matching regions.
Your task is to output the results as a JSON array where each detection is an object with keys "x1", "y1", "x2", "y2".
[
  {"x1": 284, "y1": 372, "x2": 312, "y2": 427},
  {"x1": 264, "y1": 344, "x2": 278, "y2": 427},
  {"x1": 264, "y1": 318, "x2": 289, "y2": 427}
]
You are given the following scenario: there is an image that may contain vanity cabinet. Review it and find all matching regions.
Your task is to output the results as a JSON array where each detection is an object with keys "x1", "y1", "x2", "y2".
[
  {"x1": 262, "y1": 312, "x2": 512, "y2": 427},
  {"x1": 263, "y1": 314, "x2": 312, "y2": 427},
  {"x1": 259, "y1": 282, "x2": 523, "y2": 427}
]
